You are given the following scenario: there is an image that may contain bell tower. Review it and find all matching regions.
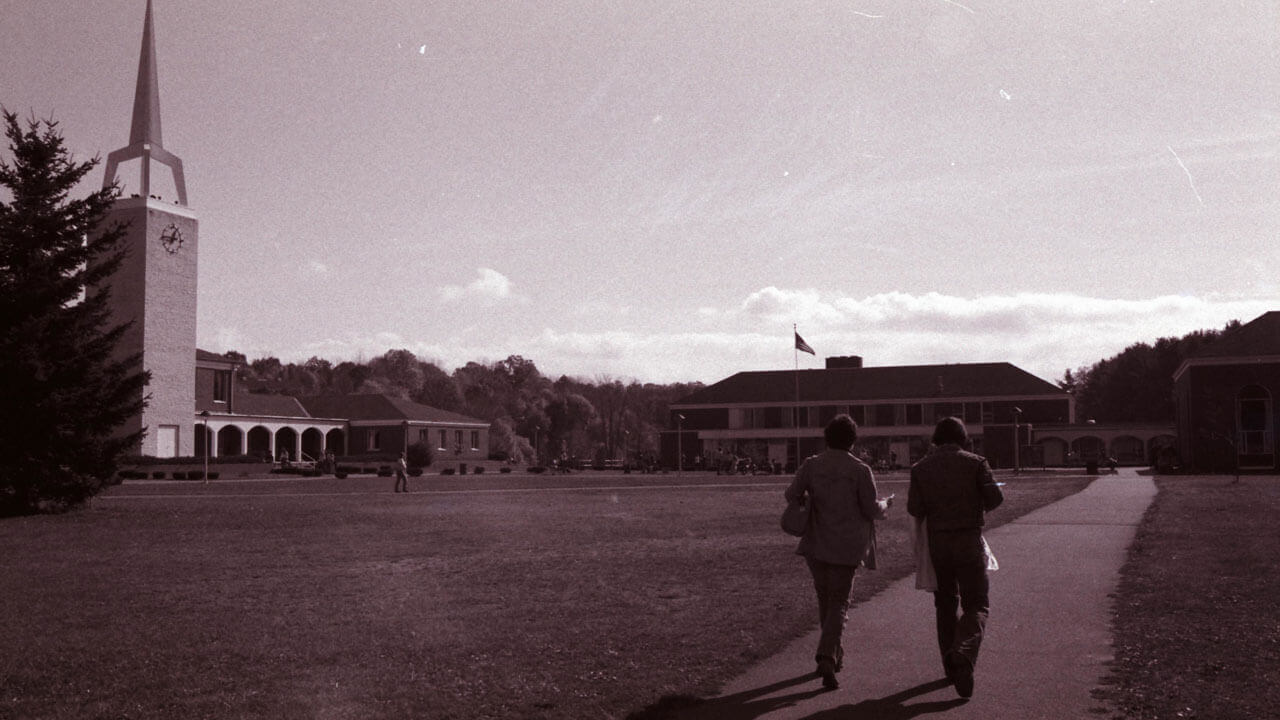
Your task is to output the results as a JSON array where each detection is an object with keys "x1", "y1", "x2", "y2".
[{"x1": 99, "y1": 0, "x2": 199, "y2": 458}]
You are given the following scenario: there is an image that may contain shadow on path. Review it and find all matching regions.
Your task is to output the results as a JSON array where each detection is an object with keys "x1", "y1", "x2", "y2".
[
  {"x1": 629, "y1": 676, "x2": 966, "y2": 720},
  {"x1": 628, "y1": 672, "x2": 827, "y2": 720},
  {"x1": 799, "y1": 679, "x2": 966, "y2": 719}
]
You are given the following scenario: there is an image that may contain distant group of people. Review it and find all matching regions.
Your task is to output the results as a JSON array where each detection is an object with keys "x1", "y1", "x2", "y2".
[{"x1": 784, "y1": 414, "x2": 1002, "y2": 698}]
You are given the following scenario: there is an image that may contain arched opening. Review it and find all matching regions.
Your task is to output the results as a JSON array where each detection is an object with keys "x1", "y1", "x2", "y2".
[
  {"x1": 1110, "y1": 436, "x2": 1144, "y2": 465},
  {"x1": 325, "y1": 428, "x2": 347, "y2": 456},
  {"x1": 194, "y1": 423, "x2": 212, "y2": 457},
  {"x1": 275, "y1": 427, "x2": 298, "y2": 462},
  {"x1": 217, "y1": 425, "x2": 244, "y2": 457},
  {"x1": 1238, "y1": 384, "x2": 1275, "y2": 469},
  {"x1": 1037, "y1": 437, "x2": 1068, "y2": 466},
  {"x1": 247, "y1": 426, "x2": 272, "y2": 460},
  {"x1": 1149, "y1": 434, "x2": 1177, "y2": 465},
  {"x1": 301, "y1": 428, "x2": 324, "y2": 461},
  {"x1": 1070, "y1": 436, "x2": 1105, "y2": 463}
]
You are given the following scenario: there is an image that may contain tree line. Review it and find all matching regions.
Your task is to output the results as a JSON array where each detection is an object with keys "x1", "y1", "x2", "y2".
[
  {"x1": 225, "y1": 349, "x2": 702, "y2": 465},
  {"x1": 1057, "y1": 320, "x2": 1241, "y2": 424}
]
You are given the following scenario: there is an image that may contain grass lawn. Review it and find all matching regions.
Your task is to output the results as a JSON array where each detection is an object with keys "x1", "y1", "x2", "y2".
[
  {"x1": 1098, "y1": 474, "x2": 1280, "y2": 720},
  {"x1": 0, "y1": 470, "x2": 1089, "y2": 720}
]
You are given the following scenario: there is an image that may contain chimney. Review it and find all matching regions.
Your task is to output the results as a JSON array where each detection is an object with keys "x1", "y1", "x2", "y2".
[{"x1": 825, "y1": 355, "x2": 863, "y2": 369}]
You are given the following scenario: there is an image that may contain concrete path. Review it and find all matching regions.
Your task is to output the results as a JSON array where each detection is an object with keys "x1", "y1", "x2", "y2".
[{"x1": 671, "y1": 470, "x2": 1157, "y2": 720}]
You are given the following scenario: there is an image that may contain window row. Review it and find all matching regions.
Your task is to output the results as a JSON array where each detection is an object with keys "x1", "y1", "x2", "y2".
[
  {"x1": 365, "y1": 429, "x2": 481, "y2": 451},
  {"x1": 728, "y1": 401, "x2": 990, "y2": 430}
]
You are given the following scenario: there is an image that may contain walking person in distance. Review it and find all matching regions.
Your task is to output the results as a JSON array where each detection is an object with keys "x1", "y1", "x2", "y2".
[
  {"x1": 394, "y1": 451, "x2": 409, "y2": 493},
  {"x1": 784, "y1": 413, "x2": 893, "y2": 690},
  {"x1": 907, "y1": 416, "x2": 1003, "y2": 698}
]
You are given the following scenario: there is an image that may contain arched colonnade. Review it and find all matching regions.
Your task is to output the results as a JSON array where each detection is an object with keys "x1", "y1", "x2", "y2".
[{"x1": 194, "y1": 418, "x2": 346, "y2": 462}]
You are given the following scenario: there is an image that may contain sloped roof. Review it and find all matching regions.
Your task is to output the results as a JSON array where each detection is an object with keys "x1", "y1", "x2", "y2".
[
  {"x1": 297, "y1": 394, "x2": 487, "y2": 426},
  {"x1": 673, "y1": 362, "x2": 1064, "y2": 406},
  {"x1": 1191, "y1": 311, "x2": 1280, "y2": 358},
  {"x1": 232, "y1": 391, "x2": 311, "y2": 418}
]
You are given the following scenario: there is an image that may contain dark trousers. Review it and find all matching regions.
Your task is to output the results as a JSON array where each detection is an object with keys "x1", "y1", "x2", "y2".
[
  {"x1": 394, "y1": 471, "x2": 408, "y2": 492},
  {"x1": 805, "y1": 557, "x2": 856, "y2": 665},
  {"x1": 929, "y1": 528, "x2": 989, "y2": 671}
]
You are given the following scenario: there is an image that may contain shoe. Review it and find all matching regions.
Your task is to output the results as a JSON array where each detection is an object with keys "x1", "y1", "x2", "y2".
[
  {"x1": 817, "y1": 659, "x2": 839, "y2": 690},
  {"x1": 945, "y1": 652, "x2": 974, "y2": 698}
]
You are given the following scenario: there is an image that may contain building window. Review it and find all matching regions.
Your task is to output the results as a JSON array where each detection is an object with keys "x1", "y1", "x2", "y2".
[
  {"x1": 455, "y1": 430, "x2": 463, "y2": 452},
  {"x1": 213, "y1": 370, "x2": 230, "y2": 403},
  {"x1": 470, "y1": 431, "x2": 480, "y2": 450},
  {"x1": 875, "y1": 404, "x2": 897, "y2": 426},
  {"x1": 367, "y1": 431, "x2": 381, "y2": 451},
  {"x1": 419, "y1": 429, "x2": 428, "y2": 444},
  {"x1": 438, "y1": 430, "x2": 447, "y2": 450},
  {"x1": 1238, "y1": 385, "x2": 1274, "y2": 462},
  {"x1": 905, "y1": 404, "x2": 923, "y2": 426},
  {"x1": 848, "y1": 405, "x2": 865, "y2": 425}
]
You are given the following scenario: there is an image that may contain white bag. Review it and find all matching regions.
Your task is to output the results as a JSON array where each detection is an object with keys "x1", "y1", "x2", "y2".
[{"x1": 913, "y1": 517, "x2": 937, "y2": 591}]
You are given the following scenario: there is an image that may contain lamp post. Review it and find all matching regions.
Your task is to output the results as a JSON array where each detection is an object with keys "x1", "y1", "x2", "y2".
[
  {"x1": 623, "y1": 429, "x2": 630, "y2": 472},
  {"x1": 1012, "y1": 406, "x2": 1023, "y2": 474},
  {"x1": 199, "y1": 410, "x2": 210, "y2": 484},
  {"x1": 677, "y1": 414, "x2": 685, "y2": 475}
]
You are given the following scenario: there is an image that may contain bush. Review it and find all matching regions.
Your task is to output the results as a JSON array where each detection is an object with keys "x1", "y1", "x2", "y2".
[
  {"x1": 408, "y1": 468, "x2": 423, "y2": 477},
  {"x1": 499, "y1": 467, "x2": 512, "y2": 474},
  {"x1": 473, "y1": 466, "x2": 485, "y2": 474},
  {"x1": 171, "y1": 472, "x2": 186, "y2": 480},
  {"x1": 441, "y1": 468, "x2": 456, "y2": 476},
  {"x1": 151, "y1": 471, "x2": 165, "y2": 479},
  {"x1": 362, "y1": 467, "x2": 377, "y2": 474},
  {"x1": 376, "y1": 466, "x2": 393, "y2": 477},
  {"x1": 187, "y1": 471, "x2": 204, "y2": 481},
  {"x1": 207, "y1": 472, "x2": 219, "y2": 480},
  {"x1": 406, "y1": 442, "x2": 433, "y2": 469},
  {"x1": 528, "y1": 466, "x2": 547, "y2": 474},
  {"x1": 335, "y1": 472, "x2": 348, "y2": 479}
]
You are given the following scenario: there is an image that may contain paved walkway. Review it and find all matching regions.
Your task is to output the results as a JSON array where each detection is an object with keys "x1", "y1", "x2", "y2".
[{"x1": 671, "y1": 470, "x2": 1157, "y2": 720}]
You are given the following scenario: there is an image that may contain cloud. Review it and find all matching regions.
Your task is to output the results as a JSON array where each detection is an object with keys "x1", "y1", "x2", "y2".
[
  {"x1": 308, "y1": 260, "x2": 329, "y2": 275},
  {"x1": 439, "y1": 268, "x2": 521, "y2": 303},
  {"x1": 208, "y1": 290, "x2": 1278, "y2": 388}
]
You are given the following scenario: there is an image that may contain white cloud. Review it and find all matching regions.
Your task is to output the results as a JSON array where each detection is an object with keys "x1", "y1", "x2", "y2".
[
  {"x1": 207, "y1": 290, "x2": 1278, "y2": 388},
  {"x1": 439, "y1": 268, "x2": 521, "y2": 303},
  {"x1": 308, "y1": 260, "x2": 329, "y2": 276}
]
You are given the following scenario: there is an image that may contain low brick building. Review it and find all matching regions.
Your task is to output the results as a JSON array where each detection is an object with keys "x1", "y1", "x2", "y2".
[{"x1": 1174, "y1": 311, "x2": 1280, "y2": 471}]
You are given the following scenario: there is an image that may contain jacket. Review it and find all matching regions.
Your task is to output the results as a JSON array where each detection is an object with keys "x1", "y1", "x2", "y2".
[
  {"x1": 785, "y1": 449, "x2": 887, "y2": 566},
  {"x1": 907, "y1": 444, "x2": 1003, "y2": 532}
]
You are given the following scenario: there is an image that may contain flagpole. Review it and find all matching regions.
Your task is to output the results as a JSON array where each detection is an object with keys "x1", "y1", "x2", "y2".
[{"x1": 794, "y1": 324, "x2": 800, "y2": 470}]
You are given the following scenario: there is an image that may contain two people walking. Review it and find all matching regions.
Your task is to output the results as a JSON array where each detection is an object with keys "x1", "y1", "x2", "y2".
[{"x1": 785, "y1": 414, "x2": 1002, "y2": 698}]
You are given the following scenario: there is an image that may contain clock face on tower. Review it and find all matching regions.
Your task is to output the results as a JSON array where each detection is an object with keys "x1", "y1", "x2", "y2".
[{"x1": 160, "y1": 223, "x2": 184, "y2": 254}]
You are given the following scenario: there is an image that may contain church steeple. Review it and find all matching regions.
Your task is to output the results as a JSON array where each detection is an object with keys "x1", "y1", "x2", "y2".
[{"x1": 103, "y1": 0, "x2": 188, "y2": 206}]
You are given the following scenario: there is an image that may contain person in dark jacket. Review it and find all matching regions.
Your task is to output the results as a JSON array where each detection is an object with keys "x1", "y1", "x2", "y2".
[
  {"x1": 907, "y1": 416, "x2": 1003, "y2": 699},
  {"x1": 785, "y1": 414, "x2": 893, "y2": 690}
]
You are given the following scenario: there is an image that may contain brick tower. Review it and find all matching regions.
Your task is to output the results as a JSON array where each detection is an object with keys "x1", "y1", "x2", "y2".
[{"x1": 98, "y1": 0, "x2": 198, "y2": 457}]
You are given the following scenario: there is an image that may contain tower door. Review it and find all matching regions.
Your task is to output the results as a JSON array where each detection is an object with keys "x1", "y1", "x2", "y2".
[{"x1": 156, "y1": 425, "x2": 178, "y2": 458}]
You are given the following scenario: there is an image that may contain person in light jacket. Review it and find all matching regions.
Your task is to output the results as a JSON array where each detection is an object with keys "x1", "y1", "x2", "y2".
[
  {"x1": 907, "y1": 416, "x2": 1003, "y2": 699},
  {"x1": 785, "y1": 414, "x2": 893, "y2": 690}
]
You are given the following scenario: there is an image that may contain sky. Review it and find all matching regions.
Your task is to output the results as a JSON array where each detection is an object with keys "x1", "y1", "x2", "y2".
[{"x1": 3, "y1": 0, "x2": 1278, "y2": 385}]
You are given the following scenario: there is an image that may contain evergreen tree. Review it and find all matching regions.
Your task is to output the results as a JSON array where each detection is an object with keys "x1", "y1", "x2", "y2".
[{"x1": 0, "y1": 111, "x2": 148, "y2": 515}]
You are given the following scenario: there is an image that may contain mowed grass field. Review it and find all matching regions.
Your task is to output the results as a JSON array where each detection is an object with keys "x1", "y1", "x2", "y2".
[
  {"x1": 1099, "y1": 474, "x2": 1280, "y2": 720},
  {"x1": 0, "y1": 471, "x2": 1090, "y2": 720}
]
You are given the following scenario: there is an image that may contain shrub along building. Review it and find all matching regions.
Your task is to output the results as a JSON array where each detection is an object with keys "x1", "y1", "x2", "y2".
[
  {"x1": 101, "y1": 3, "x2": 487, "y2": 465},
  {"x1": 666, "y1": 355, "x2": 1073, "y2": 471},
  {"x1": 1175, "y1": 311, "x2": 1280, "y2": 472}
]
